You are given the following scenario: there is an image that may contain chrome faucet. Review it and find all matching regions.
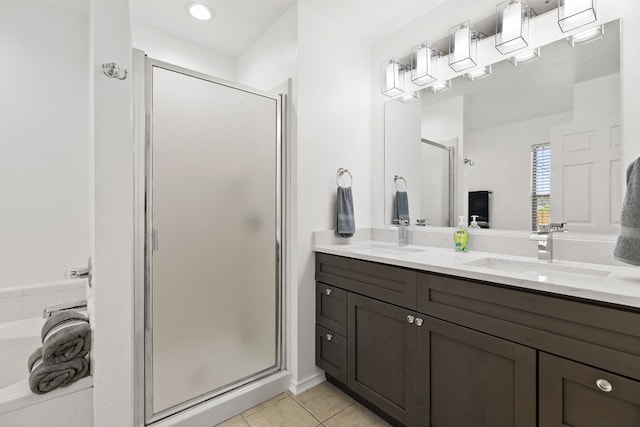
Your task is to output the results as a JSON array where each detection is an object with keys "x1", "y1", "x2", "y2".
[
  {"x1": 396, "y1": 219, "x2": 409, "y2": 246},
  {"x1": 530, "y1": 223, "x2": 568, "y2": 262},
  {"x1": 43, "y1": 300, "x2": 88, "y2": 319}
]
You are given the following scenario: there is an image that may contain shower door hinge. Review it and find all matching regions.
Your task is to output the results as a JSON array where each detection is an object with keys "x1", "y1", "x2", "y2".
[{"x1": 152, "y1": 229, "x2": 159, "y2": 251}]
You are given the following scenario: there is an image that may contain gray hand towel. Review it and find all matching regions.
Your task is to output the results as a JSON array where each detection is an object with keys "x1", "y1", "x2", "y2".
[
  {"x1": 27, "y1": 347, "x2": 89, "y2": 395},
  {"x1": 615, "y1": 157, "x2": 640, "y2": 265},
  {"x1": 41, "y1": 311, "x2": 91, "y2": 364},
  {"x1": 393, "y1": 191, "x2": 410, "y2": 224},
  {"x1": 337, "y1": 186, "x2": 355, "y2": 237}
]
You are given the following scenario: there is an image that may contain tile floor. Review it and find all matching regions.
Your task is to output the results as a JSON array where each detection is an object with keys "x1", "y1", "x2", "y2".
[{"x1": 215, "y1": 381, "x2": 391, "y2": 427}]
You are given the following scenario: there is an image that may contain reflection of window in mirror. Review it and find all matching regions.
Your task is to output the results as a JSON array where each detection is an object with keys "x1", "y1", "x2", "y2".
[{"x1": 532, "y1": 144, "x2": 551, "y2": 231}]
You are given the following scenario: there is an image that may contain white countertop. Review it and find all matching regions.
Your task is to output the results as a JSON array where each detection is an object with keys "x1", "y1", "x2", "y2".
[{"x1": 314, "y1": 240, "x2": 640, "y2": 309}]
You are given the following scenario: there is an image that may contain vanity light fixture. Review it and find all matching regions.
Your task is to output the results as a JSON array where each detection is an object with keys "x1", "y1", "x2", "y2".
[
  {"x1": 449, "y1": 21, "x2": 486, "y2": 72},
  {"x1": 411, "y1": 43, "x2": 443, "y2": 86},
  {"x1": 381, "y1": 58, "x2": 405, "y2": 97},
  {"x1": 399, "y1": 91, "x2": 421, "y2": 103},
  {"x1": 426, "y1": 80, "x2": 452, "y2": 94},
  {"x1": 495, "y1": 0, "x2": 536, "y2": 55},
  {"x1": 567, "y1": 24, "x2": 604, "y2": 47},
  {"x1": 557, "y1": 0, "x2": 596, "y2": 33},
  {"x1": 463, "y1": 65, "x2": 492, "y2": 81},
  {"x1": 185, "y1": 2, "x2": 215, "y2": 21},
  {"x1": 508, "y1": 47, "x2": 540, "y2": 66}
]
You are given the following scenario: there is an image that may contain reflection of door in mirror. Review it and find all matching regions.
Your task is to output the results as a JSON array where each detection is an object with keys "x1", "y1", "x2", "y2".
[
  {"x1": 421, "y1": 139, "x2": 454, "y2": 227},
  {"x1": 551, "y1": 114, "x2": 622, "y2": 234}
]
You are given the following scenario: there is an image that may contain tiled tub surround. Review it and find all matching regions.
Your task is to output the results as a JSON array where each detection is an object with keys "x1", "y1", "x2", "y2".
[
  {"x1": 0, "y1": 279, "x2": 86, "y2": 323},
  {"x1": 313, "y1": 235, "x2": 640, "y2": 309}
]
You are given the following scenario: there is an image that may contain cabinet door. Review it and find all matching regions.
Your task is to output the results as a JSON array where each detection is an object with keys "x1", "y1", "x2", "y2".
[
  {"x1": 417, "y1": 317, "x2": 536, "y2": 427},
  {"x1": 347, "y1": 293, "x2": 417, "y2": 426},
  {"x1": 539, "y1": 352, "x2": 640, "y2": 426}
]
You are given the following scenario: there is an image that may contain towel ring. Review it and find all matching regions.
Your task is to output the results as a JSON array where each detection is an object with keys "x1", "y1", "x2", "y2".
[
  {"x1": 337, "y1": 168, "x2": 353, "y2": 188},
  {"x1": 394, "y1": 175, "x2": 408, "y2": 191}
]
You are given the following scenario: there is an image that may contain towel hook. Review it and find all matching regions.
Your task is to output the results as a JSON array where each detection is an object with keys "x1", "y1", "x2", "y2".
[
  {"x1": 102, "y1": 62, "x2": 128, "y2": 80},
  {"x1": 394, "y1": 175, "x2": 408, "y2": 191},
  {"x1": 464, "y1": 158, "x2": 475, "y2": 166},
  {"x1": 337, "y1": 168, "x2": 353, "y2": 188}
]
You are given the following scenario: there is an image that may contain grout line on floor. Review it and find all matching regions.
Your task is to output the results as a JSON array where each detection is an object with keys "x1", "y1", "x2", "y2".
[{"x1": 320, "y1": 400, "x2": 356, "y2": 424}]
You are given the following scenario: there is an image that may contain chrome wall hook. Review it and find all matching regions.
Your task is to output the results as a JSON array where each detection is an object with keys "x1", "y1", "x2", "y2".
[{"x1": 102, "y1": 62, "x2": 128, "y2": 80}]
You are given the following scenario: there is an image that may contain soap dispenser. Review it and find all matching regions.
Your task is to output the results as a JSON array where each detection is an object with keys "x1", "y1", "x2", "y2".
[
  {"x1": 469, "y1": 215, "x2": 481, "y2": 229},
  {"x1": 454, "y1": 215, "x2": 469, "y2": 252}
]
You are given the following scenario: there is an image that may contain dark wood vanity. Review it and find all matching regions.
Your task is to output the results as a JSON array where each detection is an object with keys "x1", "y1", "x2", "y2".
[{"x1": 315, "y1": 252, "x2": 640, "y2": 427}]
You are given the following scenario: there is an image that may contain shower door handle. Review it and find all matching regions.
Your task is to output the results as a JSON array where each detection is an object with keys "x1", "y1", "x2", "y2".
[{"x1": 152, "y1": 229, "x2": 159, "y2": 252}]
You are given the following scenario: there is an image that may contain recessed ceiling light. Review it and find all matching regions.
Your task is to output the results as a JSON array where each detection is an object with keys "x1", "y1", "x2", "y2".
[{"x1": 185, "y1": 3, "x2": 215, "y2": 21}]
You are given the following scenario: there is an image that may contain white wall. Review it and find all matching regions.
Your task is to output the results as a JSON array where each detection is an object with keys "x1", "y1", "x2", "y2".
[
  {"x1": 295, "y1": 2, "x2": 372, "y2": 389},
  {"x1": 422, "y1": 96, "x2": 465, "y2": 221},
  {"x1": 0, "y1": 1, "x2": 90, "y2": 288},
  {"x1": 91, "y1": 0, "x2": 134, "y2": 426},
  {"x1": 384, "y1": 99, "x2": 422, "y2": 224},
  {"x1": 574, "y1": 73, "x2": 620, "y2": 122},
  {"x1": 237, "y1": 5, "x2": 298, "y2": 91},
  {"x1": 131, "y1": 23, "x2": 236, "y2": 81},
  {"x1": 465, "y1": 112, "x2": 572, "y2": 230}
]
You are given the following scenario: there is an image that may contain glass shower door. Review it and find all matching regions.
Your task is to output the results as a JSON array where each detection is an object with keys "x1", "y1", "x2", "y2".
[{"x1": 146, "y1": 62, "x2": 281, "y2": 421}]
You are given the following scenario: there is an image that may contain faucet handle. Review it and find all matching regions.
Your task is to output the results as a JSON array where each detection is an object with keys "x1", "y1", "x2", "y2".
[{"x1": 550, "y1": 222, "x2": 568, "y2": 232}]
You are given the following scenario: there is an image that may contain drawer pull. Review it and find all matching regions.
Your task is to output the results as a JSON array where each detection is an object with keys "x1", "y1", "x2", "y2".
[
  {"x1": 407, "y1": 315, "x2": 415, "y2": 324},
  {"x1": 596, "y1": 379, "x2": 612, "y2": 393},
  {"x1": 326, "y1": 333, "x2": 333, "y2": 341},
  {"x1": 325, "y1": 289, "x2": 332, "y2": 296},
  {"x1": 415, "y1": 318, "x2": 423, "y2": 327}
]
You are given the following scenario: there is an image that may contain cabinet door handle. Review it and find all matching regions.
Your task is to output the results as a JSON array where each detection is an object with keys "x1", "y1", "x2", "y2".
[
  {"x1": 596, "y1": 379, "x2": 612, "y2": 393},
  {"x1": 407, "y1": 315, "x2": 415, "y2": 324},
  {"x1": 326, "y1": 333, "x2": 333, "y2": 341},
  {"x1": 325, "y1": 288, "x2": 332, "y2": 296},
  {"x1": 415, "y1": 318, "x2": 423, "y2": 327}
]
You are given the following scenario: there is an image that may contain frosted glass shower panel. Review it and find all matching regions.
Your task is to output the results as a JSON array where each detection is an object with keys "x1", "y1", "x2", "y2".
[{"x1": 150, "y1": 67, "x2": 278, "y2": 414}]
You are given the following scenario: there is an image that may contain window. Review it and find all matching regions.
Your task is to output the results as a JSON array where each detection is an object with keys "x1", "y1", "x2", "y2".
[{"x1": 531, "y1": 143, "x2": 550, "y2": 231}]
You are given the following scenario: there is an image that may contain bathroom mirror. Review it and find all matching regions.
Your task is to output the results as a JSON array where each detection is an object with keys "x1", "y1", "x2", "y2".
[
  {"x1": 0, "y1": 0, "x2": 91, "y2": 287},
  {"x1": 384, "y1": 19, "x2": 621, "y2": 234}
]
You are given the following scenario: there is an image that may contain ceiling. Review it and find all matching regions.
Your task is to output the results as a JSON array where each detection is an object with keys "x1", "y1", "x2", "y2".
[
  {"x1": 129, "y1": 0, "x2": 298, "y2": 58},
  {"x1": 417, "y1": 20, "x2": 620, "y2": 132},
  {"x1": 299, "y1": 0, "x2": 451, "y2": 42},
  {"x1": 129, "y1": 0, "x2": 454, "y2": 58}
]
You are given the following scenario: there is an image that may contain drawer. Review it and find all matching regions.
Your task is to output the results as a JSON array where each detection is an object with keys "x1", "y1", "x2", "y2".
[
  {"x1": 417, "y1": 272, "x2": 640, "y2": 380},
  {"x1": 316, "y1": 282, "x2": 347, "y2": 336},
  {"x1": 316, "y1": 325, "x2": 347, "y2": 384},
  {"x1": 316, "y1": 253, "x2": 417, "y2": 309}
]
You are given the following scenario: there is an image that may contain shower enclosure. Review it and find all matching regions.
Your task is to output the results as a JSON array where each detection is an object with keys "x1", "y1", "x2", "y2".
[{"x1": 136, "y1": 57, "x2": 284, "y2": 424}]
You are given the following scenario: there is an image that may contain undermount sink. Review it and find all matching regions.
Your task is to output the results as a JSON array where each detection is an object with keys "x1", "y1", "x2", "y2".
[
  {"x1": 346, "y1": 243, "x2": 426, "y2": 255},
  {"x1": 463, "y1": 257, "x2": 612, "y2": 284}
]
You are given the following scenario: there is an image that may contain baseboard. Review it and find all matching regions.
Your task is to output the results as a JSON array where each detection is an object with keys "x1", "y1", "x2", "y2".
[{"x1": 288, "y1": 372, "x2": 326, "y2": 396}]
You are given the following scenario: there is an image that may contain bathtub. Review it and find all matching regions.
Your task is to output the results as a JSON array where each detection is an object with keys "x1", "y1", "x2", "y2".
[{"x1": 0, "y1": 317, "x2": 93, "y2": 426}]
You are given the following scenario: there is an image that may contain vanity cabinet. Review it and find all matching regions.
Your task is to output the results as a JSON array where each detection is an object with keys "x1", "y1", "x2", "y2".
[
  {"x1": 315, "y1": 253, "x2": 640, "y2": 427},
  {"x1": 539, "y1": 353, "x2": 640, "y2": 426},
  {"x1": 417, "y1": 317, "x2": 536, "y2": 427},
  {"x1": 347, "y1": 293, "x2": 417, "y2": 426}
]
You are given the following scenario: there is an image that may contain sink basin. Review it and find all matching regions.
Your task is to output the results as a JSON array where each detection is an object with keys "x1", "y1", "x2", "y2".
[
  {"x1": 463, "y1": 257, "x2": 611, "y2": 284},
  {"x1": 346, "y1": 243, "x2": 426, "y2": 255}
]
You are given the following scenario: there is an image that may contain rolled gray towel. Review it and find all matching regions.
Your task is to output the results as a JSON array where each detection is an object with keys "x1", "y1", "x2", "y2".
[
  {"x1": 27, "y1": 347, "x2": 89, "y2": 395},
  {"x1": 337, "y1": 186, "x2": 355, "y2": 237},
  {"x1": 41, "y1": 311, "x2": 91, "y2": 364},
  {"x1": 615, "y1": 157, "x2": 640, "y2": 266}
]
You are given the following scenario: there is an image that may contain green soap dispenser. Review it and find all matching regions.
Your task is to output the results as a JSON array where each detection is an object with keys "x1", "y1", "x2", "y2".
[{"x1": 454, "y1": 215, "x2": 469, "y2": 252}]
